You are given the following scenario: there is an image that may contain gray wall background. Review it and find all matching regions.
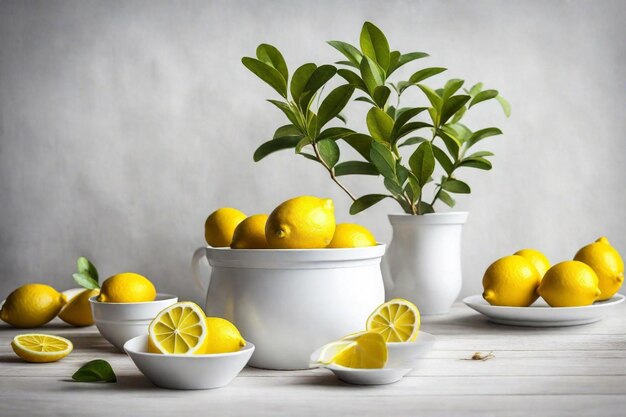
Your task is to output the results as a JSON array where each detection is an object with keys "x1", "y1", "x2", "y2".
[{"x1": 1, "y1": 0, "x2": 624, "y2": 304}]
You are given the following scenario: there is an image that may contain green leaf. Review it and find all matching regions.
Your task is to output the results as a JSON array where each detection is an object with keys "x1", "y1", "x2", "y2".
[
  {"x1": 384, "y1": 177, "x2": 404, "y2": 196},
  {"x1": 450, "y1": 104, "x2": 467, "y2": 124},
  {"x1": 432, "y1": 145, "x2": 454, "y2": 175},
  {"x1": 469, "y1": 89, "x2": 499, "y2": 108},
  {"x1": 77, "y1": 257, "x2": 98, "y2": 283},
  {"x1": 409, "y1": 141, "x2": 435, "y2": 187},
  {"x1": 337, "y1": 69, "x2": 368, "y2": 92},
  {"x1": 406, "y1": 173, "x2": 421, "y2": 203},
  {"x1": 335, "y1": 113, "x2": 347, "y2": 124},
  {"x1": 418, "y1": 201, "x2": 435, "y2": 214},
  {"x1": 442, "y1": 79, "x2": 465, "y2": 100},
  {"x1": 396, "y1": 163, "x2": 410, "y2": 185},
  {"x1": 417, "y1": 84, "x2": 442, "y2": 110},
  {"x1": 73, "y1": 273, "x2": 99, "y2": 290},
  {"x1": 398, "y1": 136, "x2": 427, "y2": 147},
  {"x1": 242, "y1": 57, "x2": 287, "y2": 98},
  {"x1": 317, "y1": 139, "x2": 340, "y2": 167},
  {"x1": 300, "y1": 65, "x2": 337, "y2": 108},
  {"x1": 436, "y1": 129, "x2": 461, "y2": 160},
  {"x1": 496, "y1": 95, "x2": 511, "y2": 117},
  {"x1": 327, "y1": 40, "x2": 363, "y2": 67},
  {"x1": 390, "y1": 107, "x2": 428, "y2": 140},
  {"x1": 440, "y1": 95, "x2": 470, "y2": 125},
  {"x1": 389, "y1": 52, "x2": 429, "y2": 75},
  {"x1": 460, "y1": 157, "x2": 492, "y2": 170},
  {"x1": 468, "y1": 82, "x2": 483, "y2": 96},
  {"x1": 386, "y1": 105, "x2": 396, "y2": 119},
  {"x1": 438, "y1": 190, "x2": 456, "y2": 207},
  {"x1": 317, "y1": 127, "x2": 355, "y2": 141},
  {"x1": 386, "y1": 51, "x2": 401, "y2": 75},
  {"x1": 366, "y1": 107, "x2": 394, "y2": 143},
  {"x1": 256, "y1": 44, "x2": 288, "y2": 82},
  {"x1": 360, "y1": 22, "x2": 390, "y2": 71},
  {"x1": 267, "y1": 100, "x2": 301, "y2": 128},
  {"x1": 373, "y1": 85, "x2": 391, "y2": 108},
  {"x1": 442, "y1": 178, "x2": 471, "y2": 194},
  {"x1": 396, "y1": 121, "x2": 432, "y2": 140},
  {"x1": 334, "y1": 161, "x2": 378, "y2": 176},
  {"x1": 466, "y1": 127, "x2": 502, "y2": 148},
  {"x1": 466, "y1": 150, "x2": 494, "y2": 158},
  {"x1": 316, "y1": 85, "x2": 355, "y2": 130},
  {"x1": 273, "y1": 124, "x2": 302, "y2": 139},
  {"x1": 359, "y1": 56, "x2": 384, "y2": 95},
  {"x1": 409, "y1": 67, "x2": 447, "y2": 84},
  {"x1": 299, "y1": 152, "x2": 319, "y2": 162},
  {"x1": 369, "y1": 141, "x2": 396, "y2": 179},
  {"x1": 253, "y1": 135, "x2": 302, "y2": 161},
  {"x1": 295, "y1": 136, "x2": 311, "y2": 153},
  {"x1": 342, "y1": 133, "x2": 373, "y2": 161},
  {"x1": 72, "y1": 359, "x2": 117, "y2": 383},
  {"x1": 355, "y1": 96, "x2": 377, "y2": 106},
  {"x1": 335, "y1": 60, "x2": 358, "y2": 68},
  {"x1": 350, "y1": 194, "x2": 390, "y2": 215},
  {"x1": 290, "y1": 63, "x2": 317, "y2": 104}
]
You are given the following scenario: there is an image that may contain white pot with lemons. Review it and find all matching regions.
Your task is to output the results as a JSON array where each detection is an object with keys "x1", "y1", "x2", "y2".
[{"x1": 192, "y1": 197, "x2": 386, "y2": 370}]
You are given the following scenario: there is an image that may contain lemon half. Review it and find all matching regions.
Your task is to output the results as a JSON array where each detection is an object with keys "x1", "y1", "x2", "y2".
[
  {"x1": 11, "y1": 334, "x2": 73, "y2": 363},
  {"x1": 366, "y1": 298, "x2": 420, "y2": 342}
]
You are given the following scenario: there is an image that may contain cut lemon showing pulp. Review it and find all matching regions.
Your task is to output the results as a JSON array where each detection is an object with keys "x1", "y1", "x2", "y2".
[
  {"x1": 327, "y1": 331, "x2": 387, "y2": 369},
  {"x1": 148, "y1": 302, "x2": 208, "y2": 354},
  {"x1": 366, "y1": 298, "x2": 420, "y2": 342},
  {"x1": 11, "y1": 334, "x2": 73, "y2": 363}
]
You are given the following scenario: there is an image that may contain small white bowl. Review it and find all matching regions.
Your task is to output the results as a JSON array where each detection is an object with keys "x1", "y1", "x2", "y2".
[
  {"x1": 386, "y1": 331, "x2": 436, "y2": 368},
  {"x1": 124, "y1": 335, "x2": 255, "y2": 390},
  {"x1": 89, "y1": 293, "x2": 178, "y2": 351}
]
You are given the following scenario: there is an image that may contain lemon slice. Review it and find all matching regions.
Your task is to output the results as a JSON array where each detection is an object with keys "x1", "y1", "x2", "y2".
[
  {"x1": 366, "y1": 298, "x2": 420, "y2": 342},
  {"x1": 330, "y1": 331, "x2": 387, "y2": 369},
  {"x1": 315, "y1": 340, "x2": 355, "y2": 364},
  {"x1": 148, "y1": 302, "x2": 208, "y2": 354},
  {"x1": 11, "y1": 334, "x2": 73, "y2": 363}
]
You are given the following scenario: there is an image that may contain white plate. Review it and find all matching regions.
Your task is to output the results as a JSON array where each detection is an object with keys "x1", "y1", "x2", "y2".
[{"x1": 463, "y1": 294, "x2": 625, "y2": 327}]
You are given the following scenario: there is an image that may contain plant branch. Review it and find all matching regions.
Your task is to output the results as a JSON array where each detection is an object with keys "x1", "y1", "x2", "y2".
[{"x1": 311, "y1": 141, "x2": 357, "y2": 202}]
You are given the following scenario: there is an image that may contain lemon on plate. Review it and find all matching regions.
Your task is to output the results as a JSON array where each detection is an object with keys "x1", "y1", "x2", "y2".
[
  {"x1": 574, "y1": 237, "x2": 624, "y2": 301},
  {"x1": 0, "y1": 284, "x2": 67, "y2": 328},
  {"x1": 327, "y1": 223, "x2": 376, "y2": 248},
  {"x1": 148, "y1": 301, "x2": 209, "y2": 354},
  {"x1": 204, "y1": 208, "x2": 247, "y2": 247},
  {"x1": 366, "y1": 298, "x2": 420, "y2": 342},
  {"x1": 203, "y1": 317, "x2": 246, "y2": 353},
  {"x1": 317, "y1": 331, "x2": 387, "y2": 369},
  {"x1": 97, "y1": 273, "x2": 156, "y2": 303},
  {"x1": 538, "y1": 261, "x2": 601, "y2": 307},
  {"x1": 514, "y1": 248, "x2": 551, "y2": 278},
  {"x1": 482, "y1": 255, "x2": 541, "y2": 307},
  {"x1": 11, "y1": 333, "x2": 73, "y2": 363},
  {"x1": 265, "y1": 196, "x2": 335, "y2": 249},
  {"x1": 59, "y1": 288, "x2": 99, "y2": 327},
  {"x1": 230, "y1": 214, "x2": 269, "y2": 249}
]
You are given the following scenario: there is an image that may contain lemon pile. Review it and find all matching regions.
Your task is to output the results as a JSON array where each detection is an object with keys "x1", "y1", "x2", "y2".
[
  {"x1": 483, "y1": 237, "x2": 623, "y2": 307},
  {"x1": 148, "y1": 301, "x2": 246, "y2": 355},
  {"x1": 204, "y1": 196, "x2": 377, "y2": 249},
  {"x1": 312, "y1": 299, "x2": 420, "y2": 369}
]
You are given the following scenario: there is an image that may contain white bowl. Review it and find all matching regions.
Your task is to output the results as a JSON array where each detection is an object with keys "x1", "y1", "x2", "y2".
[
  {"x1": 89, "y1": 293, "x2": 178, "y2": 351},
  {"x1": 386, "y1": 331, "x2": 436, "y2": 368},
  {"x1": 124, "y1": 335, "x2": 255, "y2": 390}
]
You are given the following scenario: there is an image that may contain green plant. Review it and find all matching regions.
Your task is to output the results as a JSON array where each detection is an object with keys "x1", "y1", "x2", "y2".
[{"x1": 243, "y1": 22, "x2": 510, "y2": 215}]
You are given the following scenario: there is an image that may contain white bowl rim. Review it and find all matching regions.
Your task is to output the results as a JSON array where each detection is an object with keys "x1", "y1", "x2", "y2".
[
  {"x1": 463, "y1": 293, "x2": 625, "y2": 311},
  {"x1": 124, "y1": 334, "x2": 255, "y2": 359},
  {"x1": 204, "y1": 243, "x2": 385, "y2": 253},
  {"x1": 88, "y1": 293, "x2": 178, "y2": 305}
]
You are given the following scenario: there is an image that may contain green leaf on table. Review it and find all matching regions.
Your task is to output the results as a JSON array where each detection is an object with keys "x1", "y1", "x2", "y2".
[
  {"x1": 72, "y1": 359, "x2": 117, "y2": 383},
  {"x1": 469, "y1": 89, "x2": 499, "y2": 109},
  {"x1": 73, "y1": 273, "x2": 99, "y2": 290},
  {"x1": 496, "y1": 95, "x2": 511, "y2": 117},
  {"x1": 440, "y1": 95, "x2": 470, "y2": 125},
  {"x1": 342, "y1": 133, "x2": 373, "y2": 161},
  {"x1": 273, "y1": 124, "x2": 302, "y2": 139},
  {"x1": 466, "y1": 127, "x2": 502, "y2": 148},
  {"x1": 299, "y1": 65, "x2": 337, "y2": 108},
  {"x1": 369, "y1": 141, "x2": 396, "y2": 179},
  {"x1": 256, "y1": 44, "x2": 288, "y2": 82},
  {"x1": 77, "y1": 257, "x2": 98, "y2": 283},
  {"x1": 359, "y1": 56, "x2": 384, "y2": 95},
  {"x1": 327, "y1": 40, "x2": 363, "y2": 67},
  {"x1": 373, "y1": 85, "x2": 391, "y2": 108},
  {"x1": 334, "y1": 161, "x2": 378, "y2": 176},
  {"x1": 409, "y1": 141, "x2": 435, "y2": 186},
  {"x1": 438, "y1": 190, "x2": 456, "y2": 207},
  {"x1": 316, "y1": 85, "x2": 355, "y2": 130},
  {"x1": 360, "y1": 21, "x2": 390, "y2": 71},
  {"x1": 409, "y1": 67, "x2": 447, "y2": 84},
  {"x1": 337, "y1": 69, "x2": 368, "y2": 92},
  {"x1": 349, "y1": 194, "x2": 390, "y2": 215},
  {"x1": 442, "y1": 178, "x2": 471, "y2": 194},
  {"x1": 366, "y1": 107, "x2": 394, "y2": 143},
  {"x1": 398, "y1": 136, "x2": 427, "y2": 147},
  {"x1": 317, "y1": 139, "x2": 340, "y2": 168},
  {"x1": 290, "y1": 63, "x2": 317, "y2": 104},
  {"x1": 242, "y1": 57, "x2": 287, "y2": 98},
  {"x1": 253, "y1": 135, "x2": 302, "y2": 161},
  {"x1": 432, "y1": 145, "x2": 454, "y2": 175}
]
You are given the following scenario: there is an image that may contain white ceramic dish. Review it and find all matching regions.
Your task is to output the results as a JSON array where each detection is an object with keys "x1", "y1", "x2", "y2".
[
  {"x1": 89, "y1": 293, "x2": 178, "y2": 351},
  {"x1": 463, "y1": 294, "x2": 625, "y2": 327},
  {"x1": 309, "y1": 331, "x2": 435, "y2": 385},
  {"x1": 124, "y1": 335, "x2": 254, "y2": 390}
]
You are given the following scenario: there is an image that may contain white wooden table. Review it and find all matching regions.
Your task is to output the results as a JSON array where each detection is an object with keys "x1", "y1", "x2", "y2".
[{"x1": 1, "y1": 302, "x2": 625, "y2": 417}]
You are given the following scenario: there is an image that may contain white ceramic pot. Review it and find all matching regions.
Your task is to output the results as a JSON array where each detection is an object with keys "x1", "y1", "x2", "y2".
[
  {"x1": 382, "y1": 212, "x2": 468, "y2": 315},
  {"x1": 191, "y1": 245, "x2": 385, "y2": 370}
]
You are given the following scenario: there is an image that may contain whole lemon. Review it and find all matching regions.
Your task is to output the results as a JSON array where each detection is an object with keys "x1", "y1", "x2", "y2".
[
  {"x1": 203, "y1": 317, "x2": 246, "y2": 354},
  {"x1": 59, "y1": 288, "x2": 100, "y2": 326},
  {"x1": 0, "y1": 284, "x2": 67, "y2": 328},
  {"x1": 265, "y1": 196, "x2": 336, "y2": 249},
  {"x1": 574, "y1": 237, "x2": 624, "y2": 301},
  {"x1": 482, "y1": 255, "x2": 541, "y2": 307},
  {"x1": 231, "y1": 214, "x2": 269, "y2": 249},
  {"x1": 97, "y1": 273, "x2": 156, "y2": 303},
  {"x1": 514, "y1": 249, "x2": 551, "y2": 279},
  {"x1": 327, "y1": 223, "x2": 376, "y2": 248},
  {"x1": 204, "y1": 208, "x2": 247, "y2": 247},
  {"x1": 538, "y1": 261, "x2": 601, "y2": 307}
]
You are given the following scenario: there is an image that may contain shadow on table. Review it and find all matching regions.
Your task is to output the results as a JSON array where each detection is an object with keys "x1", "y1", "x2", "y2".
[{"x1": 58, "y1": 374, "x2": 156, "y2": 391}]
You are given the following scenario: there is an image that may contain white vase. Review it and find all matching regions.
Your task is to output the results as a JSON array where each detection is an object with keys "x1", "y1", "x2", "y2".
[{"x1": 382, "y1": 212, "x2": 468, "y2": 315}]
